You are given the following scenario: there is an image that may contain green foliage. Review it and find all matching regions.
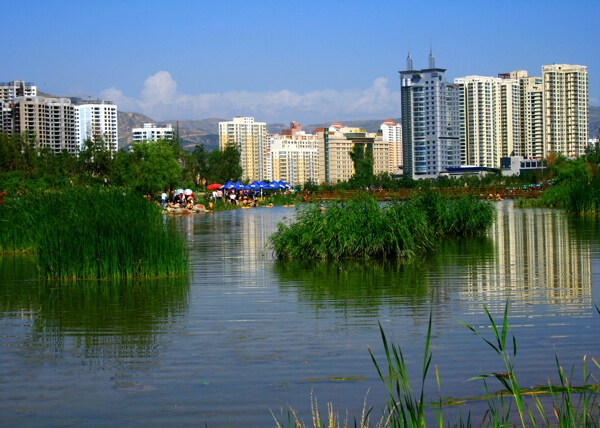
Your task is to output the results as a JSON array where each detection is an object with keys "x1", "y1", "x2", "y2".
[
  {"x1": 269, "y1": 191, "x2": 496, "y2": 260},
  {"x1": 129, "y1": 139, "x2": 182, "y2": 194},
  {"x1": 0, "y1": 188, "x2": 187, "y2": 279}
]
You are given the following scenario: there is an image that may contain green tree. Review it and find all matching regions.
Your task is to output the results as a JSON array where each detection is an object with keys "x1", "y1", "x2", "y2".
[
  {"x1": 129, "y1": 139, "x2": 182, "y2": 194},
  {"x1": 349, "y1": 143, "x2": 374, "y2": 187}
]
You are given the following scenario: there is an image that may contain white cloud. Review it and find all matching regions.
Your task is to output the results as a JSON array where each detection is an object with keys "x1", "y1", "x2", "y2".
[{"x1": 101, "y1": 71, "x2": 401, "y2": 124}]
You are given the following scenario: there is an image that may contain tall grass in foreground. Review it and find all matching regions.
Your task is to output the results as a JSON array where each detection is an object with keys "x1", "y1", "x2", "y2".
[
  {"x1": 269, "y1": 192, "x2": 496, "y2": 260},
  {"x1": 274, "y1": 302, "x2": 600, "y2": 427},
  {"x1": 0, "y1": 188, "x2": 187, "y2": 279}
]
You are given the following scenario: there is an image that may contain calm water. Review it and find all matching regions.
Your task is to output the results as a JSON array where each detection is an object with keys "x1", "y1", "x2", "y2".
[{"x1": 1, "y1": 201, "x2": 599, "y2": 426}]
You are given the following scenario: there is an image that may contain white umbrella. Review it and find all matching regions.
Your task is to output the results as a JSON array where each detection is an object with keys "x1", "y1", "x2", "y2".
[
  {"x1": 184, "y1": 189, "x2": 193, "y2": 195},
  {"x1": 175, "y1": 188, "x2": 184, "y2": 195}
]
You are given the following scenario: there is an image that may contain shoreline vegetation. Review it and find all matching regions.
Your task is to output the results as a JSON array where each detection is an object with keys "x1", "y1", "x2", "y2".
[
  {"x1": 0, "y1": 187, "x2": 187, "y2": 279},
  {"x1": 269, "y1": 191, "x2": 496, "y2": 260},
  {"x1": 272, "y1": 302, "x2": 600, "y2": 428}
]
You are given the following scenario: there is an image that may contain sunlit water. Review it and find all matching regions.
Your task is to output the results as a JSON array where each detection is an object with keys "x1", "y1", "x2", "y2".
[{"x1": 1, "y1": 200, "x2": 599, "y2": 426}]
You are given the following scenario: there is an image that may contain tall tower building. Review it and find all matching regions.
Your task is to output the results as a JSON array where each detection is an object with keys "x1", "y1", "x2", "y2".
[
  {"x1": 399, "y1": 54, "x2": 460, "y2": 179},
  {"x1": 542, "y1": 64, "x2": 588, "y2": 157},
  {"x1": 510, "y1": 70, "x2": 544, "y2": 159},
  {"x1": 454, "y1": 75, "x2": 520, "y2": 168},
  {"x1": 219, "y1": 116, "x2": 268, "y2": 181},
  {"x1": 74, "y1": 100, "x2": 118, "y2": 152}
]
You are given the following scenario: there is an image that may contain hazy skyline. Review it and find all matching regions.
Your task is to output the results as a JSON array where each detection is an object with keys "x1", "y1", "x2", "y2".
[{"x1": 3, "y1": 0, "x2": 598, "y2": 124}]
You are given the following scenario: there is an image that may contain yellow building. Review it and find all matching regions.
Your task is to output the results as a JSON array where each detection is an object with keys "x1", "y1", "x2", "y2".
[{"x1": 219, "y1": 116, "x2": 267, "y2": 181}]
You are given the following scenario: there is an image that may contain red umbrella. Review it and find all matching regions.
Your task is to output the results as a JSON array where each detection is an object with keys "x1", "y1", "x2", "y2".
[{"x1": 206, "y1": 183, "x2": 222, "y2": 190}]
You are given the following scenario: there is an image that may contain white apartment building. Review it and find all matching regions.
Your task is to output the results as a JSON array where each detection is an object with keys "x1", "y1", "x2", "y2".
[
  {"x1": 380, "y1": 119, "x2": 402, "y2": 173},
  {"x1": 219, "y1": 116, "x2": 267, "y2": 182},
  {"x1": 454, "y1": 75, "x2": 520, "y2": 168},
  {"x1": 14, "y1": 96, "x2": 77, "y2": 153},
  {"x1": 266, "y1": 133, "x2": 319, "y2": 187},
  {"x1": 74, "y1": 101, "x2": 118, "y2": 152},
  {"x1": 132, "y1": 123, "x2": 174, "y2": 142},
  {"x1": 542, "y1": 64, "x2": 588, "y2": 157},
  {"x1": 510, "y1": 70, "x2": 544, "y2": 159}
]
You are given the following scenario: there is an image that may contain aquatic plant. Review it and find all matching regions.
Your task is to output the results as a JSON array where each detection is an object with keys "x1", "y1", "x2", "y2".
[
  {"x1": 0, "y1": 188, "x2": 187, "y2": 279},
  {"x1": 269, "y1": 192, "x2": 496, "y2": 260}
]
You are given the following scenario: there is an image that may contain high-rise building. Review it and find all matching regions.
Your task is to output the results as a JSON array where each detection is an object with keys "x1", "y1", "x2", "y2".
[
  {"x1": 75, "y1": 101, "x2": 118, "y2": 152},
  {"x1": 454, "y1": 75, "x2": 520, "y2": 168},
  {"x1": 542, "y1": 64, "x2": 588, "y2": 157},
  {"x1": 0, "y1": 80, "x2": 37, "y2": 103},
  {"x1": 0, "y1": 81, "x2": 37, "y2": 135},
  {"x1": 14, "y1": 96, "x2": 77, "y2": 153},
  {"x1": 132, "y1": 123, "x2": 174, "y2": 142},
  {"x1": 266, "y1": 132, "x2": 320, "y2": 187},
  {"x1": 219, "y1": 117, "x2": 267, "y2": 182},
  {"x1": 316, "y1": 124, "x2": 390, "y2": 184},
  {"x1": 380, "y1": 119, "x2": 402, "y2": 173},
  {"x1": 510, "y1": 70, "x2": 544, "y2": 159},
  {"x1": 399, "y1": 52, "x2": 461, "y2": 179}
]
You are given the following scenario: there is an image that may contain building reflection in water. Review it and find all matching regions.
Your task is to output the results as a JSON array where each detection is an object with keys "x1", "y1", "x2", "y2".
[{"x1": 461, "y1": 201, "x2": 592, "y2": 308}]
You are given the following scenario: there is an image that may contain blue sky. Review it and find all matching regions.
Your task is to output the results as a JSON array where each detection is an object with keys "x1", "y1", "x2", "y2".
[{"x1": 2, "y1": 0, "x2": 598, "y2": 124}]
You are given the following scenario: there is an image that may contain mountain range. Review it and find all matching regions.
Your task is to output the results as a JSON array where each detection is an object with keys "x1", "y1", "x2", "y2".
[{"x1": 117, "y1": 107, "x2": 600, "y2": 151}]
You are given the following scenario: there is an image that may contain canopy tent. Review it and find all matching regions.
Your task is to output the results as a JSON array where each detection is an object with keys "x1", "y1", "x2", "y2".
[
  {"x1": 206, "y1": 183, "x2": 222, "y2": 190},
  {"x1": 245, "y1": 181, "x2": 262, "y2": 190},
  {"x1": 233, "y1": 181, "x2": 245, "y2": 190},
  {"x1": 221, "y1": 181, "x2": 235, "y2": 189},
  {"x1": 258, "y1": 181, "x2": 269, "y2": 189},
  {"x1": 277, "y1": 181, "x2": 291, "y2": 189}
]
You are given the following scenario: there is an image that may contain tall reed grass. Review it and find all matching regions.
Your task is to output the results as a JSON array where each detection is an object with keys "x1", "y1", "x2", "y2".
[
  {"x1": 0, "y1": 188, "x2": 187, "y2": 279},
  {"x1": 269, "y1": 192, "x2": 496, "y2": 260}
]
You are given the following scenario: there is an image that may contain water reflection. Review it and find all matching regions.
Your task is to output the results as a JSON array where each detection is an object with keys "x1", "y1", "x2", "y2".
[
  {"x1": 461, "y1": 202, "x2": 593, "y2": 309},
  {"x1": 274, "y1": 236, "x2": 495, "y2": 314},
  {"x1": 0, "y1": 256, "x2": 190, "y2": 362}
]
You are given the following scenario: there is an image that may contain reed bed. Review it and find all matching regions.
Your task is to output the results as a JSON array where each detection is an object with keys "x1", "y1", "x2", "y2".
[
  {"x1": 0, "y1": 188, "x2": 187, "y2": 279},
  {"x1": 269, "y1": 191, "x2": 496, "y2": 260},
  {"x1": 273, "y1": 302, "x2": 600, "y2": 428}
]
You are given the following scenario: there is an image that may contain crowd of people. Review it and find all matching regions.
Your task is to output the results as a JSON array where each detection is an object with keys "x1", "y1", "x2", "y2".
[
  {"x1": 212, "y1": 189, "x2": 258, "y2": 207},
  {"x1": 157, "y1": 191, "x2": 198, "y2": 210}
]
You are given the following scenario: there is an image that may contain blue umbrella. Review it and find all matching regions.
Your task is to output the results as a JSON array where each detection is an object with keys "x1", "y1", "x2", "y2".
[
  {"x1": 247, "y1": 181, "x2": 262, "y2": 189},
  {"x1": 258, "y1": 181, "x2": 269, "y2": 189},
  {"x1": 233, "y1": 181, "x2": 245, "y2": 190},
  {"x1": 277, "y1": 181, "x2": 291, "y2": 189},
  {"x1": 266, "y1": 182, "x2": 282, "y2": 190},
  {"x1": 221, "y1": 181, "x2": 235, "y2": 189}
]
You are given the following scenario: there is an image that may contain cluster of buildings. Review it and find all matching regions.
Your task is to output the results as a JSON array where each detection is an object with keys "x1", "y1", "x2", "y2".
[
  {"x1": 218, "y1": 117, "x2": 402, "y2": 186},
  {"x1": 0, "y1": 80, "x2": 118, "y2": 153},
  {"x1": 1, "y1": 53, "x2": 592, "y2": 184},
  {"x1": 400, "y1": 52, "x2": 589, "y2": 179},
  {"x1": 219, "y1": 53, "x2": 590, "y2": 185}
]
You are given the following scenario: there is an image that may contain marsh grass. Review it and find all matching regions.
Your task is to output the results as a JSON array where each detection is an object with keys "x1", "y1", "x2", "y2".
[
  {"x1": 0, "y1": 188, "x2": 187, "y2": 279},
  {"x1": 277, "y1": 301, "x2": 600, "y2": 427},
  {"x1": 269, "y1": 191, "x2": 496, "y2": 260}
]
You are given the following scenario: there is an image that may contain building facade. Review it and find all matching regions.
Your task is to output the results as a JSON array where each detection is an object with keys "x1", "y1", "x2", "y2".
[
  {"x1": 132, "y1": 123, "x2": 174, "y2": 143},
  {"x1": 219, "y1": 117, "x2": 267, "y2": 182},
  {"x1": 75, "y1": 101, "x2": 118, "y2": 152},
  {"x1": 380, "y1": 119, "x2": 402, "y2": 173},
  {"x1": 542, "y1": 64, "x2": 588, "y2": 157},
  {"x1": 510, "y1": 70, "x2": 544, "y2": 159},
  {"x1": 454, "y1": 75, "x2": 520, "y2": 168},
  {"x1": 14, "y1": 96, "x2": 77, "y2": 153},
  {"x1": 267, "y1": 133, "x2": 319, "y2": 187},
  {"x1": 400, "y1": 52, "x2": 461, "y2": 179}
]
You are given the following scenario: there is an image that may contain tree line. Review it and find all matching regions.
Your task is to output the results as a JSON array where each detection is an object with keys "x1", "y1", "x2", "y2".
[{"x1": 0, "y1": 133, "x2": 243, "y2": 194}]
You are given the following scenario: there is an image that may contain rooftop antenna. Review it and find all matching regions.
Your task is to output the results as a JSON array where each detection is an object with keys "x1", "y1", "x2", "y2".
[
  {"x1": 428, "y1": 40, "x2": 435, "y2": 69},
  {"x1": 406, "y1": 42, "x2": 413, "y2": 71}
]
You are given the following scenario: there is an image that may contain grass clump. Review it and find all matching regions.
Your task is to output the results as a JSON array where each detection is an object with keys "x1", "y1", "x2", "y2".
[
  {"x1": 269, "y1": 191, "x2": 495, "y2": 260},
  {"x1": 0, "y1": 187, "x2": 187, "y2": 279}
]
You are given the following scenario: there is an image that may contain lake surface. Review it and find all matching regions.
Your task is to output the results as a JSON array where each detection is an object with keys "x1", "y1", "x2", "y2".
[{"x1": 1, "y1": 201, "x2": 599, "y2": 426}]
